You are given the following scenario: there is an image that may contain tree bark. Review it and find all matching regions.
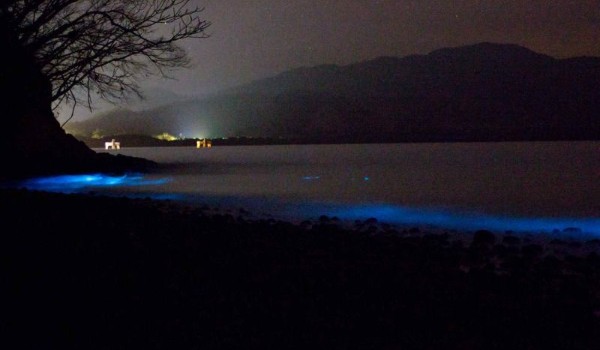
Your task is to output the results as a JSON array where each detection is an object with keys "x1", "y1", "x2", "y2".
[{"x1": 1, "y1": 22, "x2": 155, "y2": 180}]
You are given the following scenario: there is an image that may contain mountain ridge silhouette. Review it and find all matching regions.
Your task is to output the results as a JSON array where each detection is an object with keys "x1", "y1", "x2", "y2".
[{"x1": 68, "y1": 42, "x2": 600, "y2": 143}]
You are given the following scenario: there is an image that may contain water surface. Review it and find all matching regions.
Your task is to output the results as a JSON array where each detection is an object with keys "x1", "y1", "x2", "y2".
[{"x1": 18, "y1": 142, "x2": 600, "y2": 235}]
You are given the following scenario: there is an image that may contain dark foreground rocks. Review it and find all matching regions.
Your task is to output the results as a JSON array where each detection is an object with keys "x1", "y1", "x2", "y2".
[{"x1": 1, "y1": 189, "x2": 599, "y2": 349}]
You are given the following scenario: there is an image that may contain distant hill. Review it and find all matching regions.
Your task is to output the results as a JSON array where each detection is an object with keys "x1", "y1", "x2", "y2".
[{"x1": 67, "y1": 42, "x2": 600, "y2": 143}]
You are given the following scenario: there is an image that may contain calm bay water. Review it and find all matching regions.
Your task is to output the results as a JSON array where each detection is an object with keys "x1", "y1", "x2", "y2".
[{"x1": 20, "y1": 142, "x2": 600, "y2": 235}]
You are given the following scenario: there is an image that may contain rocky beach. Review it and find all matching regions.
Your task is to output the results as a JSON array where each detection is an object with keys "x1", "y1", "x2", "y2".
[{"x1": 2, "y1": 188, "x2": 599, "y2": 349}]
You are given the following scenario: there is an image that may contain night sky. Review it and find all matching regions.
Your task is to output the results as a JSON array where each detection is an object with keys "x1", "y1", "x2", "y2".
[{"x1": 66, "y1": 0, "x2": 600, "y2": 118}]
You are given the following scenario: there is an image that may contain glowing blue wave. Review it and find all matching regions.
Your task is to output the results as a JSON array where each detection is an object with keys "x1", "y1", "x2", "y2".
[
  {"x1": 6, "y1": 173, "x2": 599, "y2": 237},
  {"x1": 17, "y1": 173, "x2": 171, "y2": 192},
  {"x1": 311, "y1": 203, "x2": 600, "y2": 236}
]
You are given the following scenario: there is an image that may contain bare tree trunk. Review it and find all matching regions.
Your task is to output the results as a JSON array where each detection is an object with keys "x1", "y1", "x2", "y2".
[{"x1": 1, "y1": 22, "x2": 154, "y2": 179}]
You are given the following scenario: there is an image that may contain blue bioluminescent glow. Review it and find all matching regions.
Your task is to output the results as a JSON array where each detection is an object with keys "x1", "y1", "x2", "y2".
[
  {"x1": 6, "y1": 172, "x2": 599, "y2": 238},
  {"x1": 293, "y1": 203, "x2": 600, "y2": 236},
  {"x1": 119, "y1": 193, "x2": 186, "y2": 201},
  {"x1": 16, "y1": 173, "x2": 171, "y2": 192}
]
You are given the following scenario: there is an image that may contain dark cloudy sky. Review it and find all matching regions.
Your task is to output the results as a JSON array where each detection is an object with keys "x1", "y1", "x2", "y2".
[
  {"x1": 154, "y1": 0, "x2": 600, "y2": 94},
  {"x1": 65, "y1": 0, "x2": 600, "y2": 119}
]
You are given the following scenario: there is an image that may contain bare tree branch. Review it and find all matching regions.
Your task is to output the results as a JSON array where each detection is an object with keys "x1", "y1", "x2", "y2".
[{"x1": 0, "y1": 0, "x2": 210, "y2": 120}]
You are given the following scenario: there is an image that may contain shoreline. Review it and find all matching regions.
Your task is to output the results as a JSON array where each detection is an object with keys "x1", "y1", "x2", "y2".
[
  {"x1": 78, "y1": 134, "x2": 600, "y2": 149},
  {"x1": 3, "y1": 186, "x2": 600, "y2": 264},
  {"x1": 4, "y1": 183, "x2": 600, "y2": 252},
  {"x1": 4, "y1": 185, "x2": 600, "y2": 255}
]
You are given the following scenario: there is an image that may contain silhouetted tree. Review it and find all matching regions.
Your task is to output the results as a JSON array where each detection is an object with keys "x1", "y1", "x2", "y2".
[{"x1": 0, "y1": 0, "x2": 210, "y2": 124}]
